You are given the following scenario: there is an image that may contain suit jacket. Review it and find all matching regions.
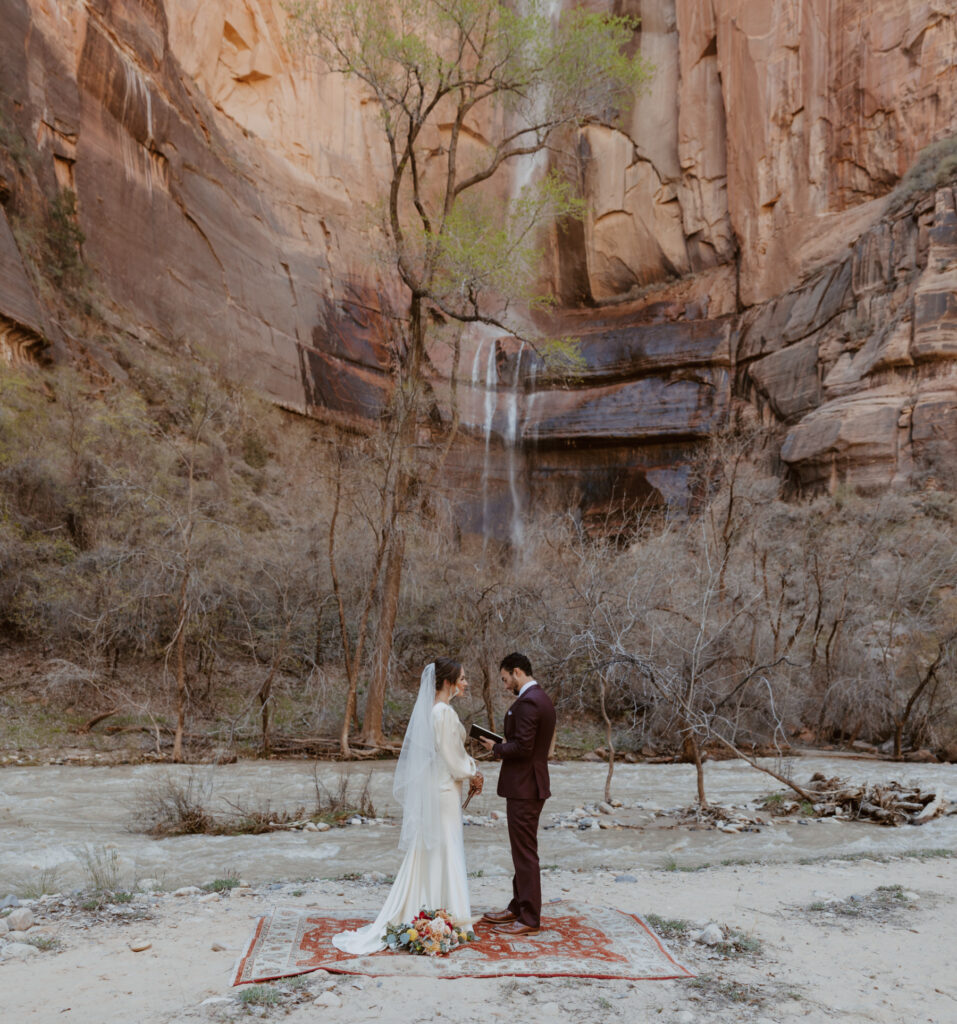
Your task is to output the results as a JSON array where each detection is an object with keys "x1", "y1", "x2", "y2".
[{"x1": 493, "y1": 684, "x2": 556, "y2": 800}]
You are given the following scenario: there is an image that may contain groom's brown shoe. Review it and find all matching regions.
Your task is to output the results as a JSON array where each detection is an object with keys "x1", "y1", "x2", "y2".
[
  {"x1": 492, "y1": 920, "x2": 540, "y2": 936},
  {"x1": 481, "y1": 909, "x2": 517, "y2": 923}
]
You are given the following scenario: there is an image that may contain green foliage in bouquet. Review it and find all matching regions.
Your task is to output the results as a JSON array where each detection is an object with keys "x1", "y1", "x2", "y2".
[{"x1": 383, "y1": 909, "x2": 477, "y2": 957}]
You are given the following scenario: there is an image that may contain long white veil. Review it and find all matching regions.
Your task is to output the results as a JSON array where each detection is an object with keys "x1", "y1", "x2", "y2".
[{"x1": 393, "y1": 662, "x2": 442, "y2": 851}]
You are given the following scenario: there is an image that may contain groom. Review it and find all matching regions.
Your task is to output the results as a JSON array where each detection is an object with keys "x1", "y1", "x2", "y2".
[{"x1": 479, "y1": 652, "x2": 556, "y2": 936}]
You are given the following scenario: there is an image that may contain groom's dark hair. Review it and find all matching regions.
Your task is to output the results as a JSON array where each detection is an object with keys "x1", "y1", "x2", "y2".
[{"x1": 500, "y1": 652, "x2": 533, "y2": 677}]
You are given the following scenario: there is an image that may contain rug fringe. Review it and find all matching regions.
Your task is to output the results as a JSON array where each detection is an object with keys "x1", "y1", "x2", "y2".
[{"x1": 232, "y1": 911, "x2": 269, "y2": 986}]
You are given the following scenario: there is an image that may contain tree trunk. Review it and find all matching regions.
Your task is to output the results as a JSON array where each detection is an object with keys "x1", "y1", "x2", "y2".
[
  {"x1": 257, "y1": 636, "x2": 290, "y2": 759},
  {"x1": 260, "y1": 692, "x2": 271, "y2": 758},
  {"x1": 359, "y1": 294, "x2": 424, "y2": 746},
  {"x1": 692, "y1": 737, "x2": 707, "y2": 808},
  {"x1": 599, "y1": 675, "x2": 615, "y2": 804},
  {"x1": 896, "y1": 646, "x2": 948, "y2": 758},
  {"x1": 679, "y1": 721, "x2": 707, "y2": 808},
  {"x1": 361, "y1": 528, "x2": 405, "y2": 745},
  {"x1": 328, "y1": 456, "x2": 361, "y2": 758},
  {"x1": 314, "y1": 599, "x2": 324, "y2": 668},
  {"x1": 481, "y1": 661, "x2": 496, "y2": 731},
  {"x1": 172, "y1": 569, "x2": 189, "y2": 762}
]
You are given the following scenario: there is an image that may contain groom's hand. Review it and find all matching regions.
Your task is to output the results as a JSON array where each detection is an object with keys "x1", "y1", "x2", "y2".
[{"x1": 479, "y1": 738, "x2": 495, "y2": 751}]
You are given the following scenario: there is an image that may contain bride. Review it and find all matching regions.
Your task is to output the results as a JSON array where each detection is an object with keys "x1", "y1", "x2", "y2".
[{"x1": 332, "y1": 657, "x2": 483, "y2": 954}]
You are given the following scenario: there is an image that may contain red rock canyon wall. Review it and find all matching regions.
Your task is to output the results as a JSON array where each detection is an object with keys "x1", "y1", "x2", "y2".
[{"x1": 0, "y1": 0, "x2": 955, "y2": 517}]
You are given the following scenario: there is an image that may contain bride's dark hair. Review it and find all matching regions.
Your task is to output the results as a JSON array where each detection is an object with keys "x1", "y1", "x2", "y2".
[{"x1": 433, "y1": 657, "x2": 462, "y2": 690}]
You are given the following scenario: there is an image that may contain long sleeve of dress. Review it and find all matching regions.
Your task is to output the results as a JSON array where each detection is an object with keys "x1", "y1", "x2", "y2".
[{"x1": 434, "y1": 705, "x2": 477, "y2": 783}]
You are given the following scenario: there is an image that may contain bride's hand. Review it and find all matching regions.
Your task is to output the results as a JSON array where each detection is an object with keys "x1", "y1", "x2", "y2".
[{"x1": 469, "y1": 772, "x2": 484, "y2": 795}]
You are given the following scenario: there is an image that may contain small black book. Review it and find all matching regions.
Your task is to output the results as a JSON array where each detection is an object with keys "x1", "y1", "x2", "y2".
[{"x1": 469, "y1": 723, "x2": 504, "y2": 744}]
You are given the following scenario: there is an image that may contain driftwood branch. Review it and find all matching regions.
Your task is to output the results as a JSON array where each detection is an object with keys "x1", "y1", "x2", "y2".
[
  {"x1": 710, "y1": 733, "x2": 816, "y2": 802},
  {"x1": 78, "y1": 707, "x2": 120, "y2": 733}
]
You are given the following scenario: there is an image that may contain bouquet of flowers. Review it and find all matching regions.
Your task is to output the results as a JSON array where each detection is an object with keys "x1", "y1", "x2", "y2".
[{"x1": 383, "y1": 909, "x2": 477, "y2": 956}]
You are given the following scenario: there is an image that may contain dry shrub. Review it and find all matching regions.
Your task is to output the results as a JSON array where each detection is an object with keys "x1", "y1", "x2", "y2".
[
  {"x1": 313, "y1": 767, "x2": 376, "y2": 822},
  {"x1": 130, "y1": 771, "x2": 215, "y2": 836},
  {"x1": 129, "y1": 766, "x2": 376, "y2": 837}
]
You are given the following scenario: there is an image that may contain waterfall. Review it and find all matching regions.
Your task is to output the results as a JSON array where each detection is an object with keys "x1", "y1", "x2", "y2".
[
  {"x1": 470, "y1": 337, "x2": 487, "y2": 434},
  {"x1": 480, "y1": 341, "x2": 498, "y2": 546},
  {"x1": 119, "y1": 54, "x2": 155, "y2": 191},
  {"x1": 523, "y1": 358, "x2": 540, "y2": 445},
  {"x1": 510, "y1": 1, "x2": 564, "y2": 204},
  {"x1": 470, "y1": 338, "x2": 487, "y2": 394},
  {"x1": 505, "y1": 343, "x2": 526, "y2": 550}
]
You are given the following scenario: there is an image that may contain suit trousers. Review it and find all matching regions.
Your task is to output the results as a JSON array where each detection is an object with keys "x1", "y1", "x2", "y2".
[{"x1": 505, "y1": 797, "x2": 546, "y2": 927}]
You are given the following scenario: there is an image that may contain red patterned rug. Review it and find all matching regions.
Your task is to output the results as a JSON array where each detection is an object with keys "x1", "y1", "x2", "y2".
[{"x1": 233, "y1": 902, "x2": 693, "y2": 983}]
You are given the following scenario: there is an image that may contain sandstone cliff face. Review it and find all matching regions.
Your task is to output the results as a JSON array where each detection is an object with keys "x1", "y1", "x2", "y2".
[
  {"x1": 0, "y1": 0, "x2": 955, "y2": 518},
  {"x1": 776, "y1": 185, "x2": 957, "y2": 491},
  {"x1": 0, "y1": 0, "x2": 398, "y2": 424},
  {"x1": 579, "y1": 0, "x2": 957, "y2": 308}
]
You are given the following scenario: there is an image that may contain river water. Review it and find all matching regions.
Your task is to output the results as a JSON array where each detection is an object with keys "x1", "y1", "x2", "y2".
[{"x1": 0, "y1": 757, "x2": 954, "y2": 892}]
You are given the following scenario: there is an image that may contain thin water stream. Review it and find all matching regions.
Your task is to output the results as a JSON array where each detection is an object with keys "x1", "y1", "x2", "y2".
[{"x1": 0, "y1": 757, "x2": 953, "y2": 892}]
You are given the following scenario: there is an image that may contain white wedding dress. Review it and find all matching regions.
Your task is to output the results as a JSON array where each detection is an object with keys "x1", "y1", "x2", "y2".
[{"x1": 332, "y1": 692, "x2": 477, "y2": 954}]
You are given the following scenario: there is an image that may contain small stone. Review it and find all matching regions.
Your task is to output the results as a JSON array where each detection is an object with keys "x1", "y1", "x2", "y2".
[
  {"x1": 490, "y1": 810, "x2": 503, "y2": 820},
  {"x1": 2, "y1": 941, "x2": 38, "y2": 958},
  {"x1": 614, "y1": 875, "x2": 637, "y2": 883},
  {"x1": 314, "y1": 991, "x2": 342, "y2": 1008},
  {"x1": 0, "y1": 918, "x2": 8, "y2": 935},
  {"x1": 315, "y1": 822, "x2": 331, "y2": 832},
  {"x1": 904, "y1": 748, "x2": 939, "y2": 764},
  {"x1": 598, "y1": 820, "x2": 613, "y2": 829},
  {"x1": 698, "y1": 923, "x2": 723, "y2": 946},
  {"x1": 211, "y1": 941, "x2": 229, "y2": 952},
  {"x1": 304, "y1": 822, "x2": 319, "y2": 832},
  {"x1": 0, "y1": 894, "x2": 19, "y2": 910},
  {"x1": 7, "y1": 908, "x2": 34, "y2": 931},
  {"x1": 173, "y1": 886, "x2": 202, "y2": 897},
  {"x1": 129, "y1": 939, "x2": 152, "y2": 952},
  {"x1": 348, "y1": 816, "x2": 362, "y2": 825},
  {"x1": 238, "y1": 879, "x2": 251, "y2": 888},
  {"x1": 598, "y1": 802, "x2": 614, "y2": 815},
  {"x1": 577, "y1": 817, "x2": 596, "y2": 830}
]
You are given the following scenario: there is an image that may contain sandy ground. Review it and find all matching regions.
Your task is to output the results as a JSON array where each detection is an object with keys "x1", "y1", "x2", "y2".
[{"x1": 3, "y1": 853, "x2": 956, "y2": 1024}]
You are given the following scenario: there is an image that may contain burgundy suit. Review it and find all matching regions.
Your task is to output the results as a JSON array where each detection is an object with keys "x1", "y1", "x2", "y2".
[{"x1": 492, "y1": 683, "x2": 556, "y2": 927}]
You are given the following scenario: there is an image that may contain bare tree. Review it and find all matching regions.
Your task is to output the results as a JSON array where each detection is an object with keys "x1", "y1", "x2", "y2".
[{"x1": 288, "y1": 0, "x2": 650, "y2": 747}]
